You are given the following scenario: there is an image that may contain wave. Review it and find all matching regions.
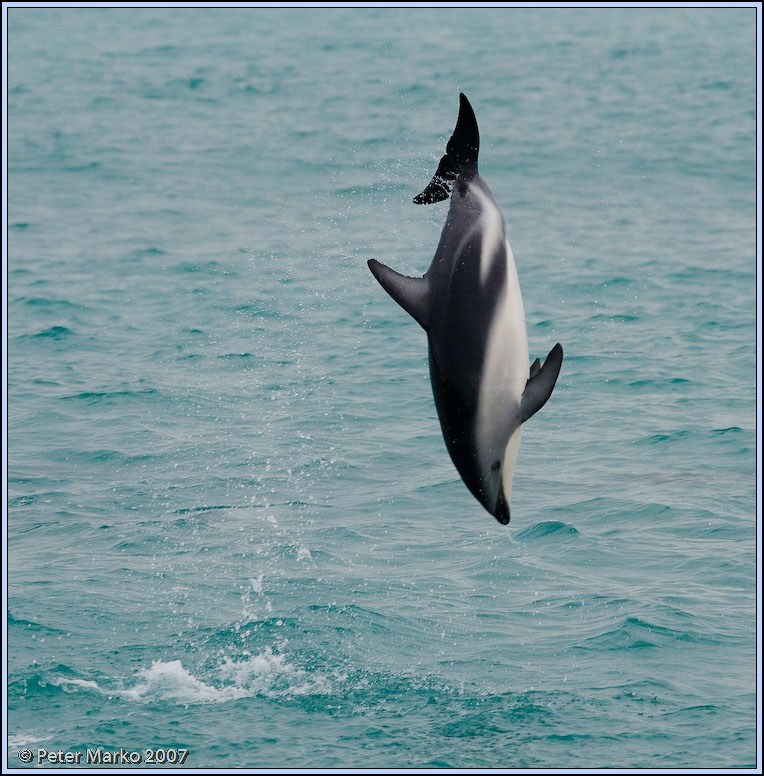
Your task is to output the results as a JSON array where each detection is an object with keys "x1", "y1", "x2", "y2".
[
  {"x1": 13, "y1": 296, "x2": 89, "y2": 311},
  {"x1": 516, "y1": 521, "x2": 579, "y2": 541},
  {"x1": 16, "y1": 325, "x2": 75, "y2": 341},
  {"x1": 7, "y1": 612, "x2": 68, "y2": 635},
  {"x1": 44, "y1": 448, "x2": 162, "y2": 465},
  {"x1": 59, "y1": 389, "x2": 160, "y2": 405},
  {"x1": 575, "y1": 616, "x2": 714, "y2": 651}
]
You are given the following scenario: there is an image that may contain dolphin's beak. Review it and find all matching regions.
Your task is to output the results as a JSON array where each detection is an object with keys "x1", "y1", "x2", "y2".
[
  {"x1": 477, "y1": 457, "x2": 511, "y2": 525},
  {"x1": 493, "y1": 488, "x2": 511, "y2": 525}
]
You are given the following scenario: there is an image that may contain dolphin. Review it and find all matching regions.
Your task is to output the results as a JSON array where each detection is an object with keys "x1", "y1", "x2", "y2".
[{"x1": 368, "y1": 93, "x2": 563, "y2": 525}]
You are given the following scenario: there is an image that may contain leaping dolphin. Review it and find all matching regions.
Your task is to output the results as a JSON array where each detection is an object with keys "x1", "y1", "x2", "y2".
[{"x1": 368, "y1": 93, "x2": 563, "y2": 525}]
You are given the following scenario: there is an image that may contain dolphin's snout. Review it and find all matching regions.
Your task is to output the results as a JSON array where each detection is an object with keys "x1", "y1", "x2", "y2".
[{"x1": 493, "y1": 487, "x2": 511, "y2": 525}]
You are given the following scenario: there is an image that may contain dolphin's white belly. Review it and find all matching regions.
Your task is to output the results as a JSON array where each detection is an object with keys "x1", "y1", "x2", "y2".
[{"x1": 475, "y1": 236, "x2": 529, "y2": 482}]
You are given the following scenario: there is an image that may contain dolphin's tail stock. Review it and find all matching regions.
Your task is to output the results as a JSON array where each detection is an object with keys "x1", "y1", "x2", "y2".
[{"x1": 413, "y1": 93, "x2": 480, "y2": 205}]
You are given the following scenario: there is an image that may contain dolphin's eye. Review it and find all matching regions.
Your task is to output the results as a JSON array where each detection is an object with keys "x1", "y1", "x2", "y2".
[{"x1": 491, "y1": 460, "x2": 501, "y2": 471}]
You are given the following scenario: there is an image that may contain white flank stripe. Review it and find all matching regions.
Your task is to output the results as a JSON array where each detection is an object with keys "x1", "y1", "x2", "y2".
[
  {"x1": 473, "y1": 187, "x2": 503, "y2": 286},
  {"x1": 476, "y1": 233, "x2": 529, "y2": 499}
]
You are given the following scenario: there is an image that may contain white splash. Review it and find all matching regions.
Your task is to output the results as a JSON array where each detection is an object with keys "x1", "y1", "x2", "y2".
[
  {"x1": 250, "y1": 574, "x2": 264, "y2": 594},
  {"x1": 49, "y1": 677, "x2": 102, "y2": 692},
  {"x1": 121, "y1": 648, "x2": 331, "y2": 704},
  {"x1": 45, "y1": 647, "x2": 333, "y2": 706},
  {"x1": 124, "y1": 659, "x2": 246, "y2": 704},
  {"x1": 7, "y1": 732, "x2": 53, "y2": 750}
]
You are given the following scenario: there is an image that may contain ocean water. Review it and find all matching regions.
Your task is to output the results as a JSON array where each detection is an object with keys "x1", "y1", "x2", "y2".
[{"x1": 5, "y1": 7, "x2": 757, "y2": 770}]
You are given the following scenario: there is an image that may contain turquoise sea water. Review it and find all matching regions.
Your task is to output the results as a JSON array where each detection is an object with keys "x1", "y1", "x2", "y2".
[{"x1": 6, "y1": 7, "x2": 757, "y2": 770}]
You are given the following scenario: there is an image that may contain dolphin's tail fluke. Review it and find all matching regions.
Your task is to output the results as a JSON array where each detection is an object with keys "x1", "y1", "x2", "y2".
[
  {"x1": 414, "y1": 93, "x2": 480, "y2": 205},
  {"x1": 412, "y1": 153, "x2": 460, "y2": 205}
]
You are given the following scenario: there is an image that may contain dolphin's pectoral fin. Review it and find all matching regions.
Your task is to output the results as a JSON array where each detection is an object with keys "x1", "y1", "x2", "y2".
[
  {"x1": 367, "y1": 259, "x2": 430, "y2": 330},
  {"x1": 529, "y1": 358, "x2": 541, "y2": 379},
  {"x1": 520, "y1": 343, "x2": 563, "y2": 424}
]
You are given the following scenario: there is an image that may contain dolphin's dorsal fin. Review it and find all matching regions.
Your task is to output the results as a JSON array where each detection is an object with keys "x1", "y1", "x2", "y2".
[
  {"x1": 520, "y1": 343, "x2": 563, "y2": 424},
  {"x1": 368, "y1": 259, "x2": 430, "y2": 331},
  {"x1": 414, "y1": 93, "x2": 480, "y2": 205}
]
